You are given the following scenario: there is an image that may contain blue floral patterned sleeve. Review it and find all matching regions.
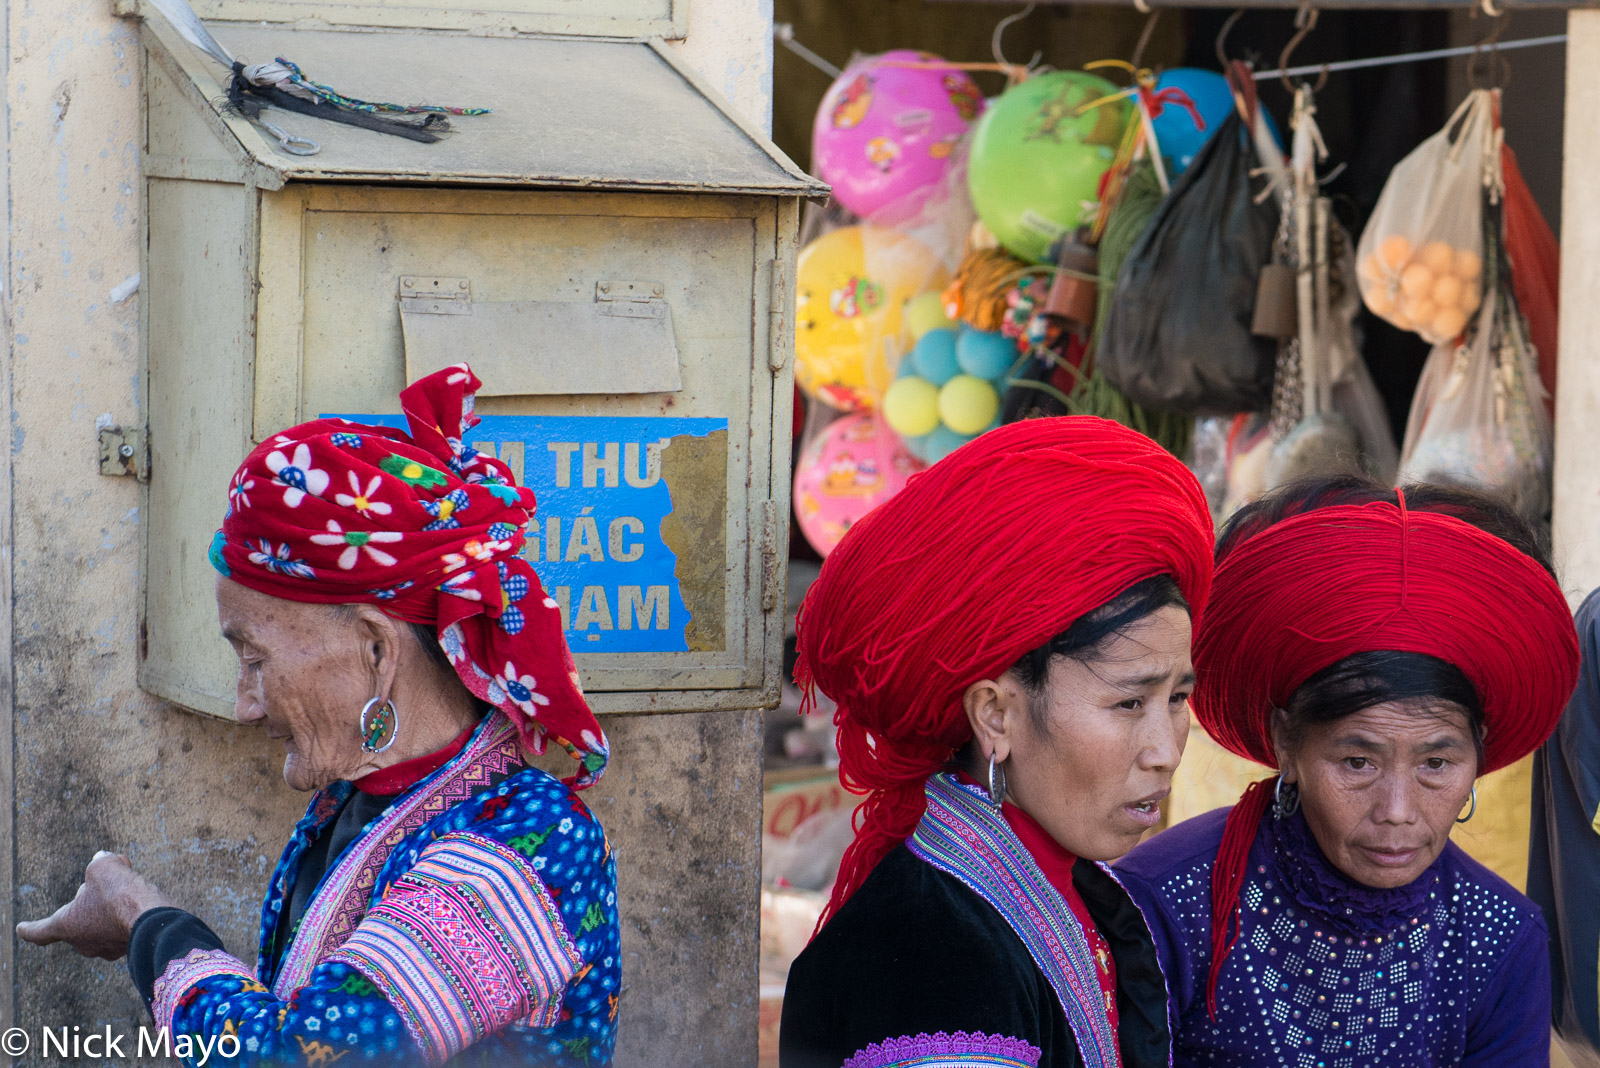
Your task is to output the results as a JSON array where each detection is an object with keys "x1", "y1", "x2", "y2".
[{"x1": 150, "y1": 770, "x2": 620, "y2": 1067}]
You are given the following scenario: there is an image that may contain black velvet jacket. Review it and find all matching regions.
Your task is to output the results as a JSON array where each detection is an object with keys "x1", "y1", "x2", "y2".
[{"x1": 780, "y1": 844, "x2": 1171, "y2": 1068}]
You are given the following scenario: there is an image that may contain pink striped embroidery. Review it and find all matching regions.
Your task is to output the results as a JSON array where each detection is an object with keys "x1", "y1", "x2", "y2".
[
  {"x1": 272, "y1": 713, "x2": 523, "y2": 997},
  {"x1": 329, "y1": 832, "x2": 580, "y2": 1062},
  {"x1": 843, "y1": 1031, "x2": 1043, "y2": 1068},
  {"x1": 151, "y1": 948, "x2": 260, "y2": 1036}
]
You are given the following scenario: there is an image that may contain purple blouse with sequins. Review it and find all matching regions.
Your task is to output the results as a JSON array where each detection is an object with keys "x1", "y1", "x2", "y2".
[{"x1": 1115, "y1": 806, "x2": 1552, "y2": 1068}]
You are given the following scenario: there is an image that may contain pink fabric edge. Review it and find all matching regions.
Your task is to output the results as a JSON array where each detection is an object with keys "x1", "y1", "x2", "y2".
[
  {"x1": 841, "y1": 1030, "x2": 1044, "y2": 1068},
  {"x1": 150, "y1": 947, "x2": 256, "y2": 1037},
  {"x1": 328, "y1": 948, "x2": 446, "y2": 1065}
]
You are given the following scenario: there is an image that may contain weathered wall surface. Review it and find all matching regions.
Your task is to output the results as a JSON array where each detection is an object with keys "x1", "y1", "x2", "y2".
[{"x1": 1, "y1": 1, "x2": 774, "y2": 1065}]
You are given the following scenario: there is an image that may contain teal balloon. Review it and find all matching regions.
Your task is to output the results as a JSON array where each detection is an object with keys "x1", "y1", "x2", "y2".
[
  {"x1": 926, "y1": 425, "x2": 973, "y2": 463},
  {"x1": 901, "y1": 432, "x2": 932, "y2": 464},
  {"x1": 956, "y1": 327, "x2": 1015, "y2": 381},
  {"x1": 911, "y1": 328, "x2": 960, "y2": 385}
]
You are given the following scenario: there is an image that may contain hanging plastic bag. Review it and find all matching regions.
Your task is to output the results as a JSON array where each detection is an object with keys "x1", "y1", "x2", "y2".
[
  {"x1": 1357, "y1": 90, "x2": 1496, "y2": 345},
  {"x1": 1397, "y1": 270, "x2": 1552, "y2": 518},
  {"x1": 1098, "y1": 108, "x2": 1279, "y2": 414}
]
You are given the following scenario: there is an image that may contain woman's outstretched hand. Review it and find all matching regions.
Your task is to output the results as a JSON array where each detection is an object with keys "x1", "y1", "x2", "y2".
[{"x1": 15, "y1": 851, "x2": 173, "y2": 960}]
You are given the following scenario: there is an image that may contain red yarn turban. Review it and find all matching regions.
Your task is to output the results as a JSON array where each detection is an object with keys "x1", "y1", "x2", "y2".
[
  {"x1": 211, "y1": 364, "x2": 608, "y2": 788},
  {"x1": 1195, "y1": 494, "x2": 1579, "y2": 1014},
  {"x1": 795, "y1": 417, "x2": 1214, "y2": 927}
]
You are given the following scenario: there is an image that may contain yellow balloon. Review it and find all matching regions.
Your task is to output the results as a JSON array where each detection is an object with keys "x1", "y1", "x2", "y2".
[
  {"x1": 882, "y1": 376, "x2": 942, "y2": 438},
  {"x1": 904, "y1": 291, "x2": 955, "y2": 341},
  {"x1": 938, "y1": 375, "x2": 1000, "y2": 435},
  {"x1": 795, "y1": 225, "x2": 949, "y2": 411}
]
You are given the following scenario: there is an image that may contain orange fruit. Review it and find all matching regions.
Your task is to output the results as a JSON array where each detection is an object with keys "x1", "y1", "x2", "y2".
[
  {"x1": 1403, "y1": 295, "x2": 1438, "y2": 326},
  {"x1": 1363, "y1": 284, "x2": 1395, "y2": 318},
  {"x1": 1431, "y1": 274, "x2": 1463, "y2": 307},
  {"x1": 1454, "y1": 248, "x2": 1483, "y2": 280},
  {"x1": 1399, "y1": 264, "x2": 1435, "y2": 298},
  {"x1": 1379, "y1": 234, "x2": 1413, "y2": 271},
  {"x1": 1359, "y1": 253, "x2": 1386, "y2": 283},
  {"x1": 1420, "y1": 241, "x2": 1455, "y2": 274},
  {"x1": 1460, "y1": 282, "x2": 1482, "y2": 312},
  {"x1": 1431, "y1": 306, "x2": 1467, "y2": 340}
]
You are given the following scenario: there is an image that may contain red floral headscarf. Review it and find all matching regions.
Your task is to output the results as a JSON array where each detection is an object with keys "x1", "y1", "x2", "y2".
[{"x1": 211, "y1": 363, "x2": 608, "y2": 788}]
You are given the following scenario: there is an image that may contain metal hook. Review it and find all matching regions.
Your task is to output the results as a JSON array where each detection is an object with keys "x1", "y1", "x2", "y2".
[
  {"x1": 1215, "y1": 9, "x2": 1247, "y2": 70},
  {"x1": 1131, "y1": 9, "x2": 1162, "y2": 70},
  {"x1": 259, "y1": 119, "x2": 320, "y2": 156},
  {"x1": 1279, "y1": 1, "x2": 1328, "y2": 96},
  {"x1": 992, "y1": 3, "x2": 1043, "y2": 72},
  {"x1": 1468, "y1": 7, "x2": 1513, "y2": 89}
]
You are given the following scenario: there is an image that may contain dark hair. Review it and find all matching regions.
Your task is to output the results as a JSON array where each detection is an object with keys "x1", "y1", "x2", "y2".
[
  {"x1": 953, "y1": 574, "x2": 1189, "y2": 769},
  {"x1": 1280, "y1": 651, "x2": 1487, "y2": 768},
  {"x1": 1225, "y1": 475, "x2": 1532, "y2": 768}
]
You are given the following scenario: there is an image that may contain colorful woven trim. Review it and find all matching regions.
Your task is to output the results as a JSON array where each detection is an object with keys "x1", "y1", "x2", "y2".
[
  {"x1": 269, "y1": 712, "x2": 524, "y2": 997},
  {"x1": 908, "y1": 775, "x2": 1122, "y2": 1068},
  {"x1": 330, "y1": 832, "x2": 581, "y2": 1062},
  {"x1": 151, "y1": 948, "x2": 259, "y2": 1036},
  {"x1": 842, "y1": 1031, "x2": 1043, "y2": 1068}
]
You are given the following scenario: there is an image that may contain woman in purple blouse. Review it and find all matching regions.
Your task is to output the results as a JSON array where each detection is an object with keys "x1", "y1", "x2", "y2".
[{"x1": 1116, "y1": 477, "x2": 1580, "y2": 1067}]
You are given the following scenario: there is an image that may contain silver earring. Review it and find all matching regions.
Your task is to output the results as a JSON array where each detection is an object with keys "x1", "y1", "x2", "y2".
[
  {"x1": 1456, "y1": 786, "x2": 1478, "y2": 824},
  {"x1": 1273, "y1": 774, "x2": 1300, "y2": 819},
  {"x1": 360, "y1": 696, "x2": 399, "y2": 754},
  {"x1": 987, "y1": 752, "x2": 1007, "y2": 809}
]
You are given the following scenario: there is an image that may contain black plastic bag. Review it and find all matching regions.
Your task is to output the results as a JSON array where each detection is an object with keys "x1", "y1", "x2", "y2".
[{"x1": 1098, "y1": 110, "x2": 1278, "y2": 414}]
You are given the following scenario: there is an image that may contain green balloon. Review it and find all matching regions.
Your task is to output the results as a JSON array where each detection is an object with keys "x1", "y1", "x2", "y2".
[{"x1": 967, "y1": 71, "x2": 1132, "y2": 264}]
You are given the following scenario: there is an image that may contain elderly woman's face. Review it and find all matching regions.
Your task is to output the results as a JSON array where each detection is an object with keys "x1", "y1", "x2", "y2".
[
  {"x1": 981, "y1": 606, "x2": 1194, "y2": 862},
  {"x1": 216, "y1": 577, "x2": 377, "y2": 791},
  {"x1": 1280, "y1": 701, "x2": 1477, "y2": 889}
]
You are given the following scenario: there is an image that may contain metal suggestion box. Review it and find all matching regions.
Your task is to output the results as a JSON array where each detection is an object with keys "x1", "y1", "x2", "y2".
[{"x1": 129, "y1": 0, "x2": 824, "y2": 719}]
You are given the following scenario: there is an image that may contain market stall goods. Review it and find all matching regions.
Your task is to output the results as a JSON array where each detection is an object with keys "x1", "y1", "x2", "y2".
[
  {"x1": 812, "y1": 50, "x2": 984, "y2": 223},
  {"x1": 793, "y1": 411, "x2": 922, "y2": 557},
  {"x1": 967, "y1": 70, "x2": 1131, "y2": 264},
  {"x1": 794, "y1": 224, "x2": 948, "y2": 412}
]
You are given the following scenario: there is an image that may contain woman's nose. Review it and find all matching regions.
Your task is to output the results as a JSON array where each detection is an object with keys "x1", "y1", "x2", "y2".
[
  {"x1": 1372, "y1": 774, "x2": 1421, "y2": 825},
  {"x1": 1138, "y1": 704, "x2": 1187, "y2": 771}
]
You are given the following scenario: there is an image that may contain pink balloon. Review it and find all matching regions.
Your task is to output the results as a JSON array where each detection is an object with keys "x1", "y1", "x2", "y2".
[
  {"x1": 794, "y1": 412, "x2": 923, "y2": 557},
  {"x1": 812, "y1": 50, "x2": 984, "y2": 223}
]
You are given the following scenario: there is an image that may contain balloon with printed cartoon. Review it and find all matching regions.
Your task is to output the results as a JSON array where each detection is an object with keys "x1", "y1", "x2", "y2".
[
  {"x1": 794, "y1": 225, "x2": 949, "y2": 412},
  {"x1": 794, "y1": 412, "x2": 924, "y2": 556},
  {"x1": 813, "y1": 50, "x2": 986, "y2": 223}
]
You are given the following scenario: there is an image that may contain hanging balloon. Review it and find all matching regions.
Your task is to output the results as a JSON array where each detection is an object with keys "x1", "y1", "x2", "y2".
[
  {"x1": 813, "y1": 50, "x2": 985, "y2": 222},
  {"x1": 1145, "y1": 69, "x2": 1284, "y2": 177},
  {"x1": 967, "y1": 70, "x2": 1131, "y2": 264},
  {"x1": 794, "y1": 225, "x2": 948, "y2": 412},
  {"x1": 793, "y1": 412, "x2": 924, "y2": 556}
]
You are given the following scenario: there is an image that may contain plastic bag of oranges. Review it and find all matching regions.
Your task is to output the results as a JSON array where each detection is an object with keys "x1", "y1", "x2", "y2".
[{"x1": 1356, "y1": 90, "x2": 1497, "y2": 345}]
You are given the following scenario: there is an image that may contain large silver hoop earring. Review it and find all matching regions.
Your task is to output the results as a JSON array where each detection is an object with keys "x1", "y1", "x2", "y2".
[
  {"x1": 1456, "y1": 786, "x2": 1478, "y2": 824},
  {"x1": 987, "y1": 752, "x2": 1007, "y2": 810},
  {"x1": 1273, "y1": 774, "x2": 1300, "y2": 819},
  {"x1": 360, "y1": 696, "x2": 399, "y2": 754}
]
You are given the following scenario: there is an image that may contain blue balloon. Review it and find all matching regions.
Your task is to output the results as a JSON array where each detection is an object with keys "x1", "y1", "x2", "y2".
[
  {"x1": 900, "y1": 432, "x2": 932, "y2": 463},
  {"x1": 911, "y1": 328, "x2": 960, "y2": 385},
  {"x1": 925, "y1": 425, "x2": 973, "y2": 464},
  {"x1": 1149, "y1": 68, "x2": 1284, "y2": 177},
  {"x1": 955, "y1": 327, "x2": 1015, "y2": 382}
]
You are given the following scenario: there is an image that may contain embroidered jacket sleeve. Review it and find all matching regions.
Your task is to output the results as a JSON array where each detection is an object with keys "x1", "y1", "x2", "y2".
[
  {"x1": 1462, "y1": 907, "x2": 1553, "y2": 1066},
  {"x1": 149, "y1": 787, "x2": 619, "y2": 1067},
  {"x1": 779, "y1": 848, "x2": 1052, "y2": 1068}
]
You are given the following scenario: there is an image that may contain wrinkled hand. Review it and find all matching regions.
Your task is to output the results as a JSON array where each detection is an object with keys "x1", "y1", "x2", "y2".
[{"x1": 15, "y1": 851, "x2": 173, "y2": 961}]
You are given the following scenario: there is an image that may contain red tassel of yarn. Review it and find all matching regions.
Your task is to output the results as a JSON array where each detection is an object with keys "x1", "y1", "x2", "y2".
[{"x1": 1207, "y1": 777, "x2": 1276, "y2": 1019}]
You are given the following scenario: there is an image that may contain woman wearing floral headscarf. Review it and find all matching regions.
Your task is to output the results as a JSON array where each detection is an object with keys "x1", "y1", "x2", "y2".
[{"x1": 17, "y1": 365, "x2": 618, "y2": 1066}]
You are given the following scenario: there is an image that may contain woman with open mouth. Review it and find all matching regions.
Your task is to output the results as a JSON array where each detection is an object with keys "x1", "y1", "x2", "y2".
[
  {"x1": 779, "y1": 417, "x2": 1215, "y2": 1068},
  {"x1": 1115, "y1": 476, "x2": 1580, "y2": 1067}
]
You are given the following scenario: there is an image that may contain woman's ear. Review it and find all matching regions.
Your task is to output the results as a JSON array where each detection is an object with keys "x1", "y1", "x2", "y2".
[
  {"x1": 347, "y1": 605, "x2": 402, "y2": 699},
  {"x1": 1270, "y1": 707, "x2": 1298, "y2": 784},
  {"x1": 963, "y1": 675, "x2": 1023, "y2": 764}
]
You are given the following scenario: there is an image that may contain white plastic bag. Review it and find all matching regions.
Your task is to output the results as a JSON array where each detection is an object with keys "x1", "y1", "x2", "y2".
[
  {"x1": 1397, "y1": 285, "x2": 1551, "y2": 517},
  {"x1": 1357, "y1": 91, "x2": 1497, "y2": 345}
]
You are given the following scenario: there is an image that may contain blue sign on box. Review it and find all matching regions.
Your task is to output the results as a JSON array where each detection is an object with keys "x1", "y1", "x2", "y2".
[{"x1": 326, "y1": 413, "x2": 729, "y2": 654}]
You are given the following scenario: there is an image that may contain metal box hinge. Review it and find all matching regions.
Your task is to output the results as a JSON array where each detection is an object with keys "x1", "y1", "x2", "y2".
[
  {"x1": 399, "y1": 276, "x2": 472, "y2": 315},
  {"x1": 768, "y1": 259, "x2": 788, "y2": 373},
  {"x1": 99, "y1": 426, "x2": 149, "y2": 481},
  {"x1": 760, "y1": 498, "x2": 781, "y2": 613},
  {"x1": 595, "y1": 280, "x2": 668, "y2": 321}
]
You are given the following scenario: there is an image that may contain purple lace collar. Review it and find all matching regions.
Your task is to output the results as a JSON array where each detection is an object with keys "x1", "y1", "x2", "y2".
[{"x1": 1264, "y1": 807, "x2": 1446, "y2": 938}]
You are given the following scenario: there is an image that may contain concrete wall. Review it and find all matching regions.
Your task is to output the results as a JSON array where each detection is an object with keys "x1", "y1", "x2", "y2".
[{"x1": 0, "y1": 2, "x2": 774, "y2": 1066}]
